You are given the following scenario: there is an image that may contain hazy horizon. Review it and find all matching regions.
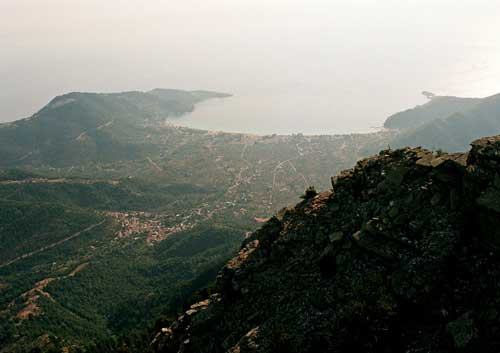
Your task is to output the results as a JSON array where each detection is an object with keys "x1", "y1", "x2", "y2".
[{"x1": 2, "y1": 0, "x2": 500, "y2": 133}]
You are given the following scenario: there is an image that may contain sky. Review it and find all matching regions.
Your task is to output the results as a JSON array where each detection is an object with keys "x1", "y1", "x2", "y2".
[{"x1": 1, "y1": 0, "x2": 500, "y2": 132}]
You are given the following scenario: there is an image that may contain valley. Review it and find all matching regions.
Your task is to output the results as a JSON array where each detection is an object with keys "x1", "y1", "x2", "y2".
[
  {"x1": 5, "y1": 3, "x2": 500, "y2": 352},
  {"x1": 0, "y1": 90, "x2": 393, "y2": 352},
  {"x1": 2, "y1": 89, "x2": 500, "y2": 352}
]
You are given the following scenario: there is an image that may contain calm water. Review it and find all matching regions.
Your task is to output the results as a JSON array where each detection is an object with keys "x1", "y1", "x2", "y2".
[
  {"x1": 171, "y1": 93, "x2": 402, "y2": 135},
  {"x1": 170, "y1": 44, "x2": 500, "y2": 136},
  {"x1": 167, "y1": 39, "x2": 500, "y2": 136}
]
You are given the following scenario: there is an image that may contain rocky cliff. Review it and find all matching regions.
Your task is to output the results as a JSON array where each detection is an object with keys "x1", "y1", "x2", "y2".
[{"x1": 153, "y1": 135, "x2": 500, "y2": 353}]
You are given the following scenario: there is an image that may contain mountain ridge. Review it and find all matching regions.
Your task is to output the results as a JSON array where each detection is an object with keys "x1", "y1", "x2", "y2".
[
  {"x1": 385, "y1": 93, "x2": 500, "y2": 152},
  {"x1": 2, "y1": 88, "x2": 500, "y2": 352},
  {"x1": 0, "y1": 88, "x2": 392, "y2": 352},
  {"x1": 407, "y1": 93, "x2": 500, "y2": 149},
  {"x1": 0, "y1": 89, "x2": 230, "y2": 167},
  {"x1": 153, "y1": 135, "x2": 500, "y2": 353},
  {"x1": 384, "y1": 95, "x2": 482, "y2": 130}
]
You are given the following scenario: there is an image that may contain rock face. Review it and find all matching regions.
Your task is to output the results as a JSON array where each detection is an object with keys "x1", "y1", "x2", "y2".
[{"x1": 153, "y1": 136, "x2": 500, "y2": 353}]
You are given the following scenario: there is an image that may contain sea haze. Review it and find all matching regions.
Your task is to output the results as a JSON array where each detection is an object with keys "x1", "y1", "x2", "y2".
[{"x1": 2, "y1": 0, "x2": 500, "y2": 130}]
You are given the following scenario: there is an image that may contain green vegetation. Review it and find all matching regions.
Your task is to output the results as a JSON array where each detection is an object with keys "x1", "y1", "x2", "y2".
[
  {"x1": 387, "y1": 93, "x2": 500, "y2": 152},
  {"x1": 383, "y1": 95, "x2": 481, "y2": 130},
  {"x1": 3, "y1": 88, "x2": 498, "y2": 352},
  {"x1": 0, "y1": 89, "x2": 229, "y2": 167},
  {"x1": 0, "y1": 195, "x2": 243, "y2": 352},
  {"x1": 0, "y1": 124, "x2": 390, "y2": 352},
  {"x1": 0, "y1": 199, "x2": 103, "y2": 263},
  {"x1": 152, "y1": 136, "x2": 500, "y2": 353},
  {"x1": 0, "y1": 179, "x2": 211, "y2": 212}
]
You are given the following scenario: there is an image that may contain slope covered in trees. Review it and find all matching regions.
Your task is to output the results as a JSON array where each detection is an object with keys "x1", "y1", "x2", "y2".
[
  {"x1": 0, "y1": 89, "x2": 230, "y2": 167},
  {"x1": 0, "y1": 90, "x2": 391, "y2": 352},
  {"x1": 154, "y1": 135, "x2": 500, "y2": 353},
  {"x1": 3, "y1": 89, "x2": 500, "y2": 352},
  {"x1": 389, "y1": 93, "x2": 500, "y2": 151},
  {"x1": 384, "y1": 95, "x2": 481, "y2": 130}
]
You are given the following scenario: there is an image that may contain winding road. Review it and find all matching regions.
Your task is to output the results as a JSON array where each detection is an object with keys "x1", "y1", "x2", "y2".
[{"x1": 0, "y1": 221, "x2": 106, "y2": 269}]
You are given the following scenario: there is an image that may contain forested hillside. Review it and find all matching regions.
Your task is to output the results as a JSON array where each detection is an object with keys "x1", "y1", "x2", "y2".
[
  {"x1": 0, "y1": 89, "x2": 229, "y2": 167},
  {"x1": 154, "y1": 135, "x2": 500, "y2": 353},
  {"x1": 2, "y1": 89, "x2": 499, "y2": 352},
  {"x1": 389, "y1": 93, "x2": 500, "y2": 151},
  {"x1": 0, "y1": 90, "x2": 391, "y2": 352}
]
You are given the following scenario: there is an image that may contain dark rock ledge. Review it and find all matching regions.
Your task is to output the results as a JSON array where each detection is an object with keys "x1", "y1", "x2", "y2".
[{"x1": 153, "y1": 136, "x2": 500, "y2": 353}]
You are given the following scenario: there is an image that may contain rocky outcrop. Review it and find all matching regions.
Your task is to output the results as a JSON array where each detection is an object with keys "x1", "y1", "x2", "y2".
[{"x1": 153, "y1": 136, "x2": 500, "y2": 353}]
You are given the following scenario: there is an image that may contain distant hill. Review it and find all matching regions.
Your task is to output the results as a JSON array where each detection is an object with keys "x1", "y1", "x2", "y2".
[
  {"x1": 0, "y1": 89, "x2": 230, "y2": 167},
  {"x1": 148, "y1": 88, "x2": 231, "y2": 110},
  {"x1": 5, "y1": 87, "x2": 500, "y2": 352},
  {"x1": 386, "y1": 93, "x2": 500, "y2": 151},
  {"x1": 0, "y1": 88, "x2": 394, "y2": 353},
  {"x1": 384, "y1": 95, "x2": 481, "y2": 130}
]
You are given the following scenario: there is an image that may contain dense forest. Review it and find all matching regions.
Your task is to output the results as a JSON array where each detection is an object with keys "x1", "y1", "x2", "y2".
[{"x1": 2, "y1": 89, "x2": 500, "y2": 352}]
